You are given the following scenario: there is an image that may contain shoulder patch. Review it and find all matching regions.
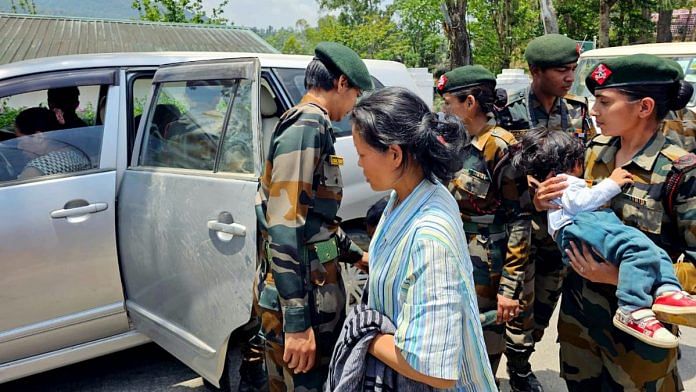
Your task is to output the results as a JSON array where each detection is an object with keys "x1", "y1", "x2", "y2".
[
  {"x1": 563, "y1": 94, "x2": 588, "y2": 108},
  {"x1": 491, "y1": 127, "x2": 516, "y2": 145},
  {"x1": 674, "y1": 153, "x2": 696, "y2": 170},
  {"x1": 660, "y1": 144, "x2": 693, "y2": 165}
]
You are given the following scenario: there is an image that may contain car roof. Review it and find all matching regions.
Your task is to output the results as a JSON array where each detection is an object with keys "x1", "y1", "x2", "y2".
[
  {"x1": 580, "y1": 42, "x2": 696, "y2": 58},
  {"x1": 0, "y1": 51, "x2": 412, "y2": 83}
]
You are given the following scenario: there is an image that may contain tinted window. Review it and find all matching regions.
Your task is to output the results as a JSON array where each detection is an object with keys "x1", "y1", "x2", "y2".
[
  {"x1": 139, "y1": 78, "x2": 254, "y2": 174},
  {"x1": 275, "y1": 68, "x2": 384, "y2": 137},
  {"x1": 0, "y1": 85, "x2": 105, "y2": 183}
]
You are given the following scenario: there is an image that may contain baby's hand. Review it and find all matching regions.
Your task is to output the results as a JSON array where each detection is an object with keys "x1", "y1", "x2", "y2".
[{"x1": 609, "y1": 168, "x2": 633, "y2": 187}]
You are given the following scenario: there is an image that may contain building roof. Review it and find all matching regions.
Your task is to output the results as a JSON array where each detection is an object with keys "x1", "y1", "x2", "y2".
[{"x1": 0, "y1": 13, "x2": 278, "y2": 65}]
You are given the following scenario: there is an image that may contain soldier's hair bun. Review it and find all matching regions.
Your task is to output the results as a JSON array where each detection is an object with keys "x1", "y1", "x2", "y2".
[
  {"x1": 351, "y1": 86, "x2": 466, "y2": 184},
  {"x1": 668, "y1": 80, "x2": 693, "y2": 111}
]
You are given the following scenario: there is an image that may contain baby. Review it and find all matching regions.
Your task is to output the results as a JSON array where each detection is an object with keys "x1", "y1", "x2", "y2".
[{"x1": 511, "y1": 128, "x2": 696, "y2": 348}]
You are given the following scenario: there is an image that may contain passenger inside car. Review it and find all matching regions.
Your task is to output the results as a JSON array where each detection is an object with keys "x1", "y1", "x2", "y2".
[
  {"x1": 13, "y1": 107, "x2": 91, "y2": 180},
  {"x1": 47, "y1": 87, "x2": 88, "y2": 130}
]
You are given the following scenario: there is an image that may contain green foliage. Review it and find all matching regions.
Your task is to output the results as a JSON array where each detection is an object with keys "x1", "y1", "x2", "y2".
[
  {"x1": 468, "y1": 0, "x2": 542, "y2": 73},
  {"x1": 131, "y1": 0, "x2": 230, "y2": 24},
  {"x1": 0, "y1": 101, "x2": 24, "y2": 132},
  {"x1": 393, "y1": 0, "x2": 447, "y2": 67},
  {"x1": 10, "y1": 0, "x2": 37, "y2": 14},
  {"x1": 556, "y1": 0, "x2": 599, "y2": 41}
]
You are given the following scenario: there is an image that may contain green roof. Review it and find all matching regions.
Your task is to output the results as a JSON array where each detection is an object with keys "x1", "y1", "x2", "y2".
[{"x1": 0, "y1": 13, "x2": 278, "y2": 65}]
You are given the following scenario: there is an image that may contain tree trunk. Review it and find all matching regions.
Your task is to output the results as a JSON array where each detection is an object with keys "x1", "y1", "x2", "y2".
[
  {"x1": 539, "y1": 0, "x2": 559, "y2": 34},
  {"x1": 657, "y1": 9, "x2": 674, "y2": 42},
  {"x1": 442, "y1": 0, "x2": 472, "y2": 67},
  {"x1": 599, "y1": 0, "x2": 617, "y2": 48},
  {"x1": 494, "y1": 0, "x2": 513, "y2": 70}
]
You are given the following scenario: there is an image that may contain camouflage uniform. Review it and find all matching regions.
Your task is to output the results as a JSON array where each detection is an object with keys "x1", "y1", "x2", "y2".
[
  {"x1": 254, "y1": 101, "x2": 363, "y2": 391},
  {"x1": 558, "y1": 131, "x2": 696, "y2": 391},
  {"x1": 157, "y1": 111, "x2": 224, "y2": 170},
  {"x1": 497, "y1": 88, "x2": 596, "y2": 368},
  {"x1": 448, "y1": 117, "x2": 532, "y2": 373},
  {"x1": 663, "y1": 109, "x2": 696, "y2": 153}
]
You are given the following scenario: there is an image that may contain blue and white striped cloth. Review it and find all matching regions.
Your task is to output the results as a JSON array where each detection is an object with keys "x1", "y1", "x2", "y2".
[{"x1": 367, "y1": 179, "x2": 497, "y2": 391}]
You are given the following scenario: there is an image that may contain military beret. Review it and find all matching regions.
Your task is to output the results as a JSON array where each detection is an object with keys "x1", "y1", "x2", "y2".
[
  {"x1": 524, "y1": 34, "x2": 580, "y2": 68},
  {"x1": 585, "y1": 53, "x2": 682, "y2": 94},
  {"x1": 436, "y1": 65, "x2": 496, "y2": 95},
  {"x1": 314, "y1": 41, "x2": 373, "y2": 91}
]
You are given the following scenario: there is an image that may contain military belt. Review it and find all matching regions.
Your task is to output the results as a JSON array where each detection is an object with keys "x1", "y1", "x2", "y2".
[
  {"x1": 262, "y1": 237, "x2": 339, "y2": 265},
  {"x1": 462, "y1": 221, "x2": 507, "y2": 235}
]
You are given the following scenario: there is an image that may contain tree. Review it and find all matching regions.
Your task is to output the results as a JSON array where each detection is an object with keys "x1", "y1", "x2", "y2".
[
  {"x1": 10, "y1": 0, "x2": 37, "y2": 14},
  {"x1": 539, "y1": 0, "x2": 559, "y2": 33},
  {"x1": 599, "y1": 0, "x2": 619, "y2": 47},
  {"x1": 317, "y1": 0, "x2": 384, "y2": 25},
  {"x1": 131, "y1": 0, "x2": 230, "y2": 24},
  {"x1": 442, "y1": 0, "x2": 473, "y2": 67},
  {"x1": 393, "y1": 0, "x2": 447, "y2": 67}
]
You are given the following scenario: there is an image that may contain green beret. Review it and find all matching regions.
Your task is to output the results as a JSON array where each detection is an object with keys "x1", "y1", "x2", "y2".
[
  {"x1": 524, "y1": 34, "x2": 580, "y2": 68},
  {"x1": 585, "y1": 53, "x2": 682, "y2": 94},
  {"x1": 436, "y1": 65, "x2": 496, "y2": 95},
  {"x1": 314, "y1": 41, "x2": 373, "y2": 91}
]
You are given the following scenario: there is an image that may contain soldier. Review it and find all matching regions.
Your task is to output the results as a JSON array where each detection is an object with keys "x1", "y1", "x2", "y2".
[
  {"x1": 496, "y1": 33, "x2": 596, "y2": 392},
  {"x1": 536, "y1": 53, "x2": 696, "y2": 391},
  {"x1": 254, "y1": 42, "x2": 371, "y2": 391},
  {"x1": 437, "y1": 65, "x2": 532, "y2": 380}
]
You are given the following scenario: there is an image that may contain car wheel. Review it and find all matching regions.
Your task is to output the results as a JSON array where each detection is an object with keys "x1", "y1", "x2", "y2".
[{"x1": 342, "y1": 226, "x2": 370, "y2": 313}]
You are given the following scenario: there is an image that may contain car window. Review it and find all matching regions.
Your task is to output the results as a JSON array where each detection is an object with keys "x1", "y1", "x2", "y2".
[
  {"x1": 138, "y1": 78, "x2": 254, "y2": 174},
  {"x1": 0, "y1": 85, "x2": 105, "y2": 183},
  {"x1": 275, "y1": 68, "x2": 385, "y2": 137}
]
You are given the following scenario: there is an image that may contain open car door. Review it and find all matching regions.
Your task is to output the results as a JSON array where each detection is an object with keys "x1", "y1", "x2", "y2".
[{"x1": 118, "y1": 57, "x2": 261, "y2": 386}]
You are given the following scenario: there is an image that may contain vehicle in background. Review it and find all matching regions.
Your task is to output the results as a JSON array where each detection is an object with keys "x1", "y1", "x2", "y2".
[{"x1": 0, "y1": 52, "x2": 417, "y2": 389}]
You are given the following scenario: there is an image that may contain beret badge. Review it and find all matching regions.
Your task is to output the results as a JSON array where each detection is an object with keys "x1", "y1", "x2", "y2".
[
  {"x1": 591, "y1": 64, "x2": 612, "y2": 85},
  {"x1": 437, "y1": 75, "x2": 448, "y2": 92}
]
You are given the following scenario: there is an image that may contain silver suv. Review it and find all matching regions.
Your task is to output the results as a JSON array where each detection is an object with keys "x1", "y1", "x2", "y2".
[{"x1": 0, "y1": 52, "x2": 418, "y2": 388}]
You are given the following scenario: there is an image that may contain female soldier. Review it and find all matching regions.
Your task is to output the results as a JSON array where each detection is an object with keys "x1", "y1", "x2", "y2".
[
  {"x1": 536, "y1": 53, "x2": 696, "y2": 391},
  {"x1": 437, "y1": 65, "x2": 533, "y2": 377}
]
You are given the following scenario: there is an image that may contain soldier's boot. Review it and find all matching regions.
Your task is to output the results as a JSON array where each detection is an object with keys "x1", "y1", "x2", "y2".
[
  {"x1": 238, "y1": 335, "x2": 268, "y2": 392},
  {"x1": 506, "y1": 350, "x2": 543, "y2": 392}
]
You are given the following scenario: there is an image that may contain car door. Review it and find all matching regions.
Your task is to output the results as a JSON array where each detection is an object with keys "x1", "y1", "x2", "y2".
[
  {"x1": 0, "y1": 70, "x2": 129, "y2": 365},
  {"x1": 118, "y1": 58, "x2": 261, "y2": 386}
]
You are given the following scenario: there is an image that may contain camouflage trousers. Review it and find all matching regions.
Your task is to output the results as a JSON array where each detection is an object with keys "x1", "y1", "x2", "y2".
[
  {"x1": 468, "y1": 228, "x2": 508, "y2": 374},
  {"x1": 558, "y1": 271, "x2": 683, "y2": 391},
  {"x1": 253, "y1": 257, "x2": 346, "y2": 392},
  {"x1": 505, "y1": 214, "x2": 566, "y2": 364}
]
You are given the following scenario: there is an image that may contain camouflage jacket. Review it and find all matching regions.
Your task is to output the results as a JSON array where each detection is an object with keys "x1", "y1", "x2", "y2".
[
  {"x1": 448, "y1": 119, "x2": 533, "y2": 299},
  {"x1": 255, "y1": 101, "x2": 362, "y2": 333},
  {"x1": 497, "y1": 88, "x2": 596, "y2": 143},
  {"x1": 584, "y1": 131, "x2": 696, "y2": 264},
  {"x1": 663, "y1": 109, "x2": 696, "y2": 153}
]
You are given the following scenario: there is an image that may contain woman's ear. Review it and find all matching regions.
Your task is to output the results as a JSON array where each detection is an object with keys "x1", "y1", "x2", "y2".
[
  {"x1": 637, "y1": 97, "x2": 656, "y2": 119},
  {"x1": 387, "y1": 144, "x2": 403, "y2": 167},
  {"x1": 336, "y1": 75, "x2": 350, "y2": 93},
  {"x1": 466, "y1": 95, "x2": 475, "y2": 108}
]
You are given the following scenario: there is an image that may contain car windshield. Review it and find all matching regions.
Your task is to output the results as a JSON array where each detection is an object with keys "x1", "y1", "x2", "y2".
[{"x1": 572, "y1": 55, "x2": 696, "y2": 107}]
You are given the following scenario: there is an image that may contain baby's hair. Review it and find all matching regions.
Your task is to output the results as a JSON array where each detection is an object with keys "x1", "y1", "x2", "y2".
[{"x1": 510, "y1": 128, "x2": 585, "y2": 180}]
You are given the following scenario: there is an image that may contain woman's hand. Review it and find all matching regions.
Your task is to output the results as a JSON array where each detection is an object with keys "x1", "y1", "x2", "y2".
[
  {"x1": 565, "y1": 240, "x2": 619, "y2": 286},
  {"x1": 528, "y1": 175, "x2": 568, "y2": 211},
  {"x1": 496, "y1": 294, "x2": 520, "y2": 324}
]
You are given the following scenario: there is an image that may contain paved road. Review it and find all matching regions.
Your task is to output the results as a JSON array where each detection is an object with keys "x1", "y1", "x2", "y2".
[{"x1": 5, "y1": 307, "x2": 695, "y2": 391}]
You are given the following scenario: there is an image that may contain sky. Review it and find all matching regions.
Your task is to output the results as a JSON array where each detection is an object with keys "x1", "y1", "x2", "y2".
[{"x1": 206, "y1": 0, "x2": 393, "y2": 29}]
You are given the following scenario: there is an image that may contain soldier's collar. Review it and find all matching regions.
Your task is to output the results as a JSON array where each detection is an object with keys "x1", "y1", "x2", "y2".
[
  {"x1": 629, "y1": 132, "x2": 665, "y2": 171},
  {"x1": 471, "y1": 117, "x2": 497, "y2": 151},
  {"x1": 299, "y1": 96, "x2": 329, "y2": 116}
]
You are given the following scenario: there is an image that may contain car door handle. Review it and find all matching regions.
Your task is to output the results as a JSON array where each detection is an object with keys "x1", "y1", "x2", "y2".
[
  {"x1": 51, "y1": 202, "x2": 108, "y2": 219},
  {"x1": 207, "y1": 220, "x2": 247, "y2": 237}
]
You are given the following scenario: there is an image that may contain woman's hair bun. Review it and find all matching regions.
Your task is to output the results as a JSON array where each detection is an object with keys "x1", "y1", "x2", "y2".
[{"x1": 669, "y1": 80, "x2": 694, "y2": 111}]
